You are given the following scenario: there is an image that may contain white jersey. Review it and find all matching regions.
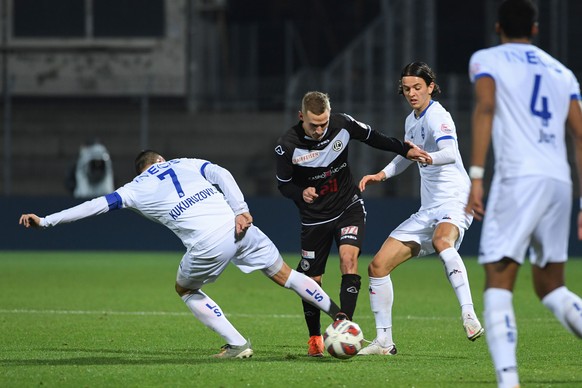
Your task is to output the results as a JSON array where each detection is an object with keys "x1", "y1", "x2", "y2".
[
  {"x1": 403, "y1": 101, "x2": 470, "y2": 209},
  {"x1": 42, "y1": 158, "x2": 249, "y2": 252},
  {"x1": 469, "y1": 43, "x2": 581, "y2": 182}
]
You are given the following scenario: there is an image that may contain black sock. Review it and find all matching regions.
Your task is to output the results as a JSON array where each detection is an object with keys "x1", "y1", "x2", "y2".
[
  {"x1": 302, "y1": 300, "x2": 321, "y2": 336},
  {"x1": 340, "y1": 273, "x2": 361, "y2": 320}
]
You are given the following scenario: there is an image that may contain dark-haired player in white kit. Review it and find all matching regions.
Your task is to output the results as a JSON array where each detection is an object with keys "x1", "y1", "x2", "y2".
[
  {"x1": 467, "y1": 1, "x2": 582, "y2": 386},
  {"x1": 358, "y1": 62, "x2": 483, "y2": 356},
  {"x1": 19, "y1": 150, "x2": 346, "y2": 359},
  {"x1": 275, "y1": 91, "x2": 429, "y2": 356}
]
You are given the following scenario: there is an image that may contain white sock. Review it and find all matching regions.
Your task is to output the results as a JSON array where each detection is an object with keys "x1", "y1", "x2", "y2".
[
  {"x1": 542, "y1": 286, "x2": 582, "y2": 338},
  {"x1": 484, "y1": 288, "x2": 519, "y2": 388},
  {"x1": 369, "y1": 275, "x2": 394, "y2": 346},
  {"x1": 440, "y1": 247, "x2": 475, "y2": 315},
  {"x1": 284, "y1": 269, "x2": 332, "y2": 315},
  {"x1": 181, "y1": 290, "x2": 246, "y2": 346}
]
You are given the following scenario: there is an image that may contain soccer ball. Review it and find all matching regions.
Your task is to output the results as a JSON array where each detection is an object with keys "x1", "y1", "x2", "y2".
[{"x1": 323, "y1": 319, "x2": 364, "y2": 359}]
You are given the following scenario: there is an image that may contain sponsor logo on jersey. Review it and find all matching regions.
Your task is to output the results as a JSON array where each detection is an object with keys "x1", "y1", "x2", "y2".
[
  {"x1": 469, "y1": 62, "x2": 481, "y2": 77},
  {"x1": 302, "y1": 250, "x2": 315, "y2": 259},
  {"x1": 292, "y1": 151, "x2": 320, "y2": 165},
  {"x1": 341, "y1": 226, "x2": 359, "y2": 236},
  {"x1": 340, "y1": 226, "x2": 359, "y2": 241},
  {"x1": 308, "y1": 162, "x2": 347, "y2": 181},
  {"x1": 332, "y1": 140, "x2": 343, "y2": 152},
  {"x1": 275, "y1": 145, "x2": 285, "y2": 155},
  {"x1": 538, "y1": 129, "x2": 556, "y2": 145},
  {"x1": 440, "y1": 123, "x2": 453, "y2": 134}
]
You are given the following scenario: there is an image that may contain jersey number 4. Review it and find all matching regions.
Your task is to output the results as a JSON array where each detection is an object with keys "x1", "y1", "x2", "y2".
[
  {"x1": 530, "y1": 74, "x2": 552, "y2": 127},
  {"x1": 157, "y1": 168, "x2": 185, "y2": 198}
]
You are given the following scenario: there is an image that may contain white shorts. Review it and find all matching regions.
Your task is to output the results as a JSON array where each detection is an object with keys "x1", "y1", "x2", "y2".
[
  {"x1": 389, "y1": 201, "x2": 473, "y2": 257},
  {"x1": 176, "y1": 224, "x2": 283, "y2": 289},
  {"x1": 478, "y1": 176, "x2": 571, "y2": 266}
]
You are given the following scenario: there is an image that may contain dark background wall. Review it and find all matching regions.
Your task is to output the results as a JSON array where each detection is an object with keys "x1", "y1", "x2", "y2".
[{"x1": 3, "y1": 196, "x2": 581, "y2": 258}]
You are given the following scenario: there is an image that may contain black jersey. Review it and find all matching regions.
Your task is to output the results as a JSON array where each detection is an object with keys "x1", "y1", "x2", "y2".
[{"x1": 275, "y1": 113, "x2": 409, "y2": 223}]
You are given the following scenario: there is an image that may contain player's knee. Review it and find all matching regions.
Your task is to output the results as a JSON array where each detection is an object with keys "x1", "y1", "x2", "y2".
[
  {"x1": 175, "y1": 282, "x2": 197, "y2": 296},
  {"x1": 368, "y1": 257, "x2": 391, "y2": 277},
  {"x1": 432, "y1": 236, "x2": 453, "y2": 253}
]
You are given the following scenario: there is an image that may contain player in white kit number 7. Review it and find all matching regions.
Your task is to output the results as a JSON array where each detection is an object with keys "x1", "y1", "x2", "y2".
[{"x1": 19, "y1": 150, "x2": 345, "y2": 359}]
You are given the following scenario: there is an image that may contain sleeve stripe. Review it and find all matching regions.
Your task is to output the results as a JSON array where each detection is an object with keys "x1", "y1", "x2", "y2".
[
  {"x1": 200, "y1": 161, "x2": 210, "y2": 179},
  {"x1": 473, "y1": 73, "x2": 493, "y2": 82},
  {"x1": 571, "y1": 93, "x2": 582, "y2": 101},
  {"x1": 436, "y1": 135, "x2": 455, "y2": 143},
  {"x1": 105, "y1": 192, "x2": 123, "y2": 211}
]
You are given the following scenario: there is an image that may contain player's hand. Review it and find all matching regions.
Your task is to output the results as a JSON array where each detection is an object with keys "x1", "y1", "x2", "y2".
[
  {"x1": 302, "y1": 187, "x2": 318, "y2": 204},
  {"x1": 577, "y1": 211, "x2": 582, "y2": 240},
  {"x1": 405, "y1": 141, "x2": 432, "y2": 164},
  {"x1": 19, "y1": 214, "x2": 41, "y2": 228},
  {"x1": 235, "y1": 212, "x2": 253, "y2": 239},
  {"x1": 465, "y1": 181, "x2": 485, "y2": 221},
  {"x1": 359, "y1": 172, "x2": 385, "y2": 192}
]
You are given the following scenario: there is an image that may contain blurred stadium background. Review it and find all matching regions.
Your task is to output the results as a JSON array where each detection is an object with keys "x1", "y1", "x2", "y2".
[{"x1": 1, "y1": 0, "x2": 582, "y2": 253}]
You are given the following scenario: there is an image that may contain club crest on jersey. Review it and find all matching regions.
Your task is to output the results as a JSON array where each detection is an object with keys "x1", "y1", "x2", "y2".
[
  {"x1": 275, "y1": 145, "x2": 285, "y2": 155},
  {"x1": 332, "y1": 140, "x2": 343, "y2": 152},
  {"x1": 440, "y1": 123, "x2": 453, "y2": 134},
  {"x1": 292, "y1": 151, "x2": 320, "y2": 165}
]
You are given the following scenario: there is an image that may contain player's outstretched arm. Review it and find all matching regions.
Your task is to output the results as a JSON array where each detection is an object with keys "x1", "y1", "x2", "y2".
[
  {"x1": 19, "y1": 214, "x2": 41, "y2": 228},
  {"x1": 18, "y1": 196, "x2": 111, "y2": 229},
  {"x1": 359, "y1": 171, "x2": 386, "y2": 192}
]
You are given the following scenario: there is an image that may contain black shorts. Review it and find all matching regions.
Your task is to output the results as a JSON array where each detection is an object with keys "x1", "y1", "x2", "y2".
[{"x1": 297, "y1": 200, "x2": 366, "y2": 277}]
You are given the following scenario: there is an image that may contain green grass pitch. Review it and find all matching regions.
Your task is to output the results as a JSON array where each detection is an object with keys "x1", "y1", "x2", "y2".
[{"x1": 1, "y1": 251, "x2": 581, "y2": 387}]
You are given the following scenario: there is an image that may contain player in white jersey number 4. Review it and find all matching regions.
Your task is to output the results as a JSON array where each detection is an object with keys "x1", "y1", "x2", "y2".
[
  {"x1": 19, "y1": 150, "x2": 348, "y2": 358},
  {"x1": 467, "y1": 1, "x2": 582, "y2": 387},
  {"x1": 357, "y1": 62, "x2": 483, "y2": 356}
]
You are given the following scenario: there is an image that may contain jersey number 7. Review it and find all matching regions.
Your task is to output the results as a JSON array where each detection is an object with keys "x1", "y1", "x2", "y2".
[{"x1": 157, "y1": 168, "x2": 185, "y2": 198}]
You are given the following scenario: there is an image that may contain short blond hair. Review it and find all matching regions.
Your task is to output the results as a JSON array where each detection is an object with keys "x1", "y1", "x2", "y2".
[{"x1": 301, "y1": 91, "x2": 331, "y2": 115}]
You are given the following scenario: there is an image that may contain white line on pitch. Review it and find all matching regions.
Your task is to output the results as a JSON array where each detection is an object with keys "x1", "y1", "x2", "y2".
[{"x1": 0, "y1": 309, "x2": 556, "y2": 322}]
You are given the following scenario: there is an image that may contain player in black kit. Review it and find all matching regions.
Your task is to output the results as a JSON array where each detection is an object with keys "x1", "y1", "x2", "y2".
[{"x1": 275, "y1": 91, "x2": 428, "y2": 356}]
